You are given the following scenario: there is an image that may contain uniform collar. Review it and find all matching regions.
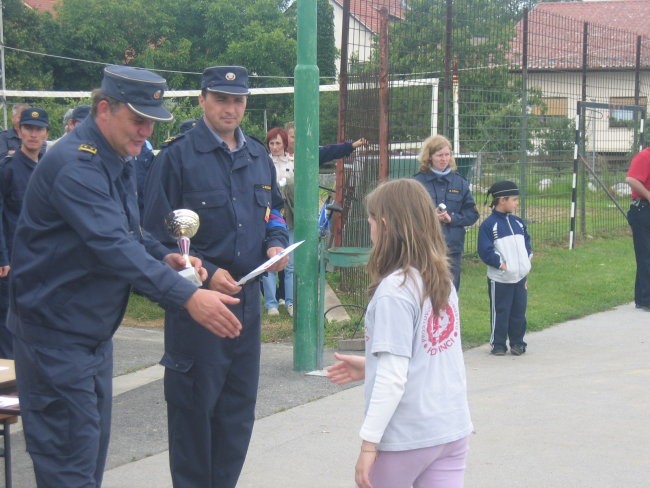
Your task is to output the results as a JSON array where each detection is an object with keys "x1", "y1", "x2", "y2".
[{"x1": 76, "y1": 116, "x2": 129, "y2": 181}]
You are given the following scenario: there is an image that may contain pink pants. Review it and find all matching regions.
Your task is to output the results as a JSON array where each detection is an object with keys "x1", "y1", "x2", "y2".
[{"x1": 369, "y1": 436, "x2": 470, "y2": 488}]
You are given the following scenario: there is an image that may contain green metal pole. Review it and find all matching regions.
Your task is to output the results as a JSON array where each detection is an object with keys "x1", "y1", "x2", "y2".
[{"x1": 293, "y1": 0, "x2": 321, "y2": 371}]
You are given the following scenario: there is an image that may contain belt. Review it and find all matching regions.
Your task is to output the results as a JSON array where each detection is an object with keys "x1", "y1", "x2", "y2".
[{"x1": 631, "y1": 198, "x2": 649, "y2": 208}]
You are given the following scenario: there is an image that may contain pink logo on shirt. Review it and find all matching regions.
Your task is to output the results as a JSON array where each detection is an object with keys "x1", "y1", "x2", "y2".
[{"x1": 422, "y1": 304, "x2": 458, "y2": 355}]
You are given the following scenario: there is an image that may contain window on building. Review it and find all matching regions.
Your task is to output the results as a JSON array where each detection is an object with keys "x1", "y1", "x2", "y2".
[
  {"x1": 609, "y1": 97, "x2": 647, "y2": 128},
  {"x1": 531, "y1": 97, "x2": 567, "y2": 125}
]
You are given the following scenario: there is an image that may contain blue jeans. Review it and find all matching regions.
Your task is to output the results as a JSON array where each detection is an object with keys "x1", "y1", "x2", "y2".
[{"x1": 262, "y1": 229, "x2": 294, "y2": 309}]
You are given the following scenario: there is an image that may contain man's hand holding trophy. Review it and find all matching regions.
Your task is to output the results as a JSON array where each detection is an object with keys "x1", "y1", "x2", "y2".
[{"x1": 165, "y1": 209, "x2": 204, "y2": 287}]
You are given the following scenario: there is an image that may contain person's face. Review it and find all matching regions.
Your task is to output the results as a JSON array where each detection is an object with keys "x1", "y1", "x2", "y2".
[
  {"x1": 11, "y1": 110, "x2": 24, "y2": 129},
  {"x1": 430, "y1": 145, "x2": 452, "y2": 171},
  {"x1": 18, "y1": 125, "x2": 48, "y2": 156},
  {"x1": 199, "y1": 92, "x2": 247, "y2": 138},
  {"x1": 368, "y1": 215, "x2": 379, "y2": 244},
  {"x1": 65, "y1": 119, "x2": 79, "y2": 133},
  {"x1": 499, "y1": 196, "x2": 519, "y2": 213},
  {"x1": 97, "y1": 101, "x2": 154, "y2": 157},
  {"x1": 268, "y1": 134, "x2": 285, "y2": 157},
  {"x1": 287, "y1": 127, "x2": 295, "y2": 153}
]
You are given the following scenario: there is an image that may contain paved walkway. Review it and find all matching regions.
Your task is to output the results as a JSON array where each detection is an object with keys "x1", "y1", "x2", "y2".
[{"x1": 98, "y1": 302, "x2": 650, "y2": 488}]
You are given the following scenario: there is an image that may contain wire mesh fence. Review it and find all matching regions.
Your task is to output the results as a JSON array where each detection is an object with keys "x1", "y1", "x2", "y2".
[{"x1": 332, "y1": 0, "x2": 648, "y2": 304}]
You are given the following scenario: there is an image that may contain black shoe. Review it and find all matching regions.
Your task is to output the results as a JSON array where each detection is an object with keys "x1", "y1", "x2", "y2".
[
  {"x1": 491, "y1": 346, "x2": 507, "y2": 356},
  {"x1": 510, "y1": 344, "x2": 526, "y2": 356},
  {"x1": 635, "y1": 304, "x2": 650, "y2": 312}
]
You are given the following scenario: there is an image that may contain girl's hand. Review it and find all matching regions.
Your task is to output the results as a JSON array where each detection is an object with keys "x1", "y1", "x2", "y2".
[{"x1": 326, "y1": 352, "x2": 365, "y2": 384}]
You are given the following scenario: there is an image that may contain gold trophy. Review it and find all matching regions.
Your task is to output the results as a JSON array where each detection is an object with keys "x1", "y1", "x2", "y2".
[{"x1": 165, "y1": 209, "x2": 203, "y2": 287}]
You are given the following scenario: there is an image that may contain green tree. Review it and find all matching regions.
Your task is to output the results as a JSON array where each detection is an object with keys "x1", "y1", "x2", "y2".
[{"x1": 1, "y1": 0, "x2": 55, "y2": 90}]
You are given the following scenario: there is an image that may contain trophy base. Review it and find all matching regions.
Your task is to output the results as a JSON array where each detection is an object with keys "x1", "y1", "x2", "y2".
[{"x1": 179, "y1": 267, "x2": 203, "y2": 287}]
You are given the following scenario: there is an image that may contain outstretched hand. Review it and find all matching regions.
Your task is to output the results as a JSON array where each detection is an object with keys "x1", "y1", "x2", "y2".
[
  {"x1": 184, "y1": 289, "x2": 242, "y2": 339},
  {"x1": 326, "y1": 352, "x2": 366, "y2": 384},
  {"x1": 352, "y1": 138, "x2": 369, "y2": 149}
]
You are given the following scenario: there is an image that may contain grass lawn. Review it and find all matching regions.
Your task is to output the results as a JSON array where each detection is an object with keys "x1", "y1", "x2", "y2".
[{"x1": 124, "y1": 234, "x2": 636, "y2": 349}]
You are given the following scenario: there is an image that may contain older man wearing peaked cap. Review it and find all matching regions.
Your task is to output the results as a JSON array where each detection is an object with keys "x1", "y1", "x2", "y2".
[{"x1": 7, "y1": 65, "x2": 243, "y2": 488}]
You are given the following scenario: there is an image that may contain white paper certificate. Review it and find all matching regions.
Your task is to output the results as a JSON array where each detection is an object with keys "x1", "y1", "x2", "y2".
[{"x1": 236, "y1": 240, "x2": 305, "y2": 286}]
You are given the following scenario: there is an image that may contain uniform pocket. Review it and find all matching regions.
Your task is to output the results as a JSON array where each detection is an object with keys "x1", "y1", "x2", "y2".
[
  {"x1": 161, "y1": 352, "x2": 196, "y2": 409},
  {"x1": 23, "y1": 393, "x2": 71, "y2": 455}
]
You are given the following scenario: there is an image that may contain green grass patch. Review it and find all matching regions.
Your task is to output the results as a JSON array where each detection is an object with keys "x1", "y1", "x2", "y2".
[
  {"x1": 124, "y1": 235, "x2": 636, "y2": 350},
  {"x1": 458, "y1": 234, "x2": 634, "y2": 348}
]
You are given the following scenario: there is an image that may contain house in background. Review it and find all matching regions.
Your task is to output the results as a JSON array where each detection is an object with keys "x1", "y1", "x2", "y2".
[
  {"x1": 328, "y1": 0, "x2": 405, "y2": 65},
  {"x1": 510, "y1": 0, "x2": 650, "y2": 158},
  {"x1": 22, "y1": 0, "x2": 57, "y2": 15}
]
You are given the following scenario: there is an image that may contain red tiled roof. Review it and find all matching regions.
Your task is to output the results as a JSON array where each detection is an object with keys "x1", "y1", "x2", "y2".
[
  {"x1": 509, "y1": 0, "x2": 650, "y2": 70},
  {"x1": 331, "y1": 0, "x2": 405, "y2": 34},
  {"x1": 22, "y1": 0, "x2": 57, "y2": 15},
  {"x1": 534, "y1": 0, "x2": 649, "y2": 35}
]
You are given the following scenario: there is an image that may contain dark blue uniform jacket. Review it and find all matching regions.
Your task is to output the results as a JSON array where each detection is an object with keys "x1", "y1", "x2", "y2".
[
  {"x1": 0, "y1": 150, "x2": 37, "y2": 263},
  {"x1": 143, "y1": 118, "x2": 288, "y2": 282},
  {"x1": 413, "y1": 169, "x2": 479, "y2": 254},
  {"x1": 7, "y1": 117, "x2": 198, "y2": 348}
]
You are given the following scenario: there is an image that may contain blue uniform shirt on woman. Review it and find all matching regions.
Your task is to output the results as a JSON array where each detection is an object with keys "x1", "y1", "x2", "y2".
[{"x1": 414, "y1": 170, "x2": 479, "y2": 289}]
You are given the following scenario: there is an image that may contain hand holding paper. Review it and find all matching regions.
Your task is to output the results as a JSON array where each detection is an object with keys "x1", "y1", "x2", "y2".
[{"x1": 237, "y1": 240, "x2": 304, "y2": 286}]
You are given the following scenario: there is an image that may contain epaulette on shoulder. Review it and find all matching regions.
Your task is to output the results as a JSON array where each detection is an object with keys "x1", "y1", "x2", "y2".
[
  {"x1": 77, "y1": 143, "x2": 98, "y2": 161},
  {"x1": 161, "y1": 132, "x2": 186, "y2": 148},
  {"x1": 78, "y1": 143, "x2": 98, "y2": 155}
]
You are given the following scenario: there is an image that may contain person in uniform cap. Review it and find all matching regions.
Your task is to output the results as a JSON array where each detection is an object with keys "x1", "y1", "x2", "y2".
[
  {"x1": 71, "y1": 103, "x2": 91, "y2": 125},
  {"x1": 0, "y1": 102, "x2": 31, "y2": 159},
  {"x1": 8, "y1": 65, "x2": 243, "y2": 488},
  {"x1": 0, "y1": 107, "x2": 49, "y2": 359},
  {"x1": 143, "y1": 65, "x2": 289, "y2": 488},
  {"x1": 478, "y1": 180, "x2": 532, "y2": 356}
]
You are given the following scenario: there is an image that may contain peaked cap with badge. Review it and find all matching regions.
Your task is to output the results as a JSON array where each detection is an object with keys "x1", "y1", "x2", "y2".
[
  {"x1": 20, "y1": 107, "x2": 49, "y2": 128},
  {"x1": 101, "y1": 65, "x2": 174, "y2": 122},
  {"x1": 201, "y1": 66, "x2": 251, "y2": 95}
]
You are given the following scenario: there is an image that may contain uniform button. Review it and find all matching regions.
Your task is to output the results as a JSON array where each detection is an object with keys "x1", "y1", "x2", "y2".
[
  {"x1": 238, "y1": 223, "x2": 242, "y2": 227},
  {"x1": 232, "y1": 197, "x2": 237, "y2": 201},
  {"x1": 237, "y1": 251, "x2": 241, "y2": 256},
  {"x1": 202, "y1": 201, "x2": 206, "y2": 205}
]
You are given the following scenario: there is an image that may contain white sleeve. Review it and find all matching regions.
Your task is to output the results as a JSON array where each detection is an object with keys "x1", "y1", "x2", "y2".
[{"x1": 359, "y1": 352, "x2": 409, "y2": 443}]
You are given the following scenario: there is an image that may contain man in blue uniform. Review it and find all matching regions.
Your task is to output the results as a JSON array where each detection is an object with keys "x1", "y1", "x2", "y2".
[
  {"x1": 0, "y1": 107, "x2": 50, "y2": 358},
  {"x1": 0, "y1": 103, "x2": 31, "y2": 159},
  {"x1": 143, "y1": 65, "x2": 289, "y2": 488},
  {"x1": 7, "y1": 65, "x2": 243, "y2": 488}
]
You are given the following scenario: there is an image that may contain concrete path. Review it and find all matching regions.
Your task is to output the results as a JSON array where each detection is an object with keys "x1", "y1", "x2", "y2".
[{"x1": 98, "y1": 302, "x2": 650, "y2": 488}]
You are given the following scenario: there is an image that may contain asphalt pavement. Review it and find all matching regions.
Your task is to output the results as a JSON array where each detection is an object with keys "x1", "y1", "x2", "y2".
[{"x1": 6, "y1": 302, "x2": 650, "y2": 487}]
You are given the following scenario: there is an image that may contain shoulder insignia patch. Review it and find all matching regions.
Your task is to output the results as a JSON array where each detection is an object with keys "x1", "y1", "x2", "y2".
[{"x1": 78, "y1": 144, "x2": 98, "y2": 154}]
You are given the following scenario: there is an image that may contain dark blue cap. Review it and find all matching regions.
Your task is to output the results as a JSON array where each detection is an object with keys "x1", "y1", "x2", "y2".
[
  {"x1": 179, "y1": 119, "x2": 196, "y2": 133},
  {"x1": 101, "y1": 65, "x2": 173, "y2": 122},
  {"x1": 488, "y1": 180, "x2": 519, "y2": 197},
  {"x1": 20, "y1": 107, "x2": 49, "y2": 128},
  {"x1": 201, "y1": 66, "x2": 250, "y2": 95},
  {"x1": 71, "y1": 104, "x2": 90, "y2": 122}
]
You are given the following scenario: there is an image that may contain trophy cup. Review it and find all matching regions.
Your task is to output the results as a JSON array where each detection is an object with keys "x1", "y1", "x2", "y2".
[{"x1": 165, "y1": 209, "x2": 203, "y2": 287}]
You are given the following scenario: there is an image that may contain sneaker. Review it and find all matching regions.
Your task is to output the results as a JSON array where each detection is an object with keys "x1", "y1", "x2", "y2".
[
  {"x1": 490, "y1": 346, "x2": 507, "y2": 356},
  {"x1": 510, "y1": 345, "x2": 526, "y2": 356},
  {"x1": 287, "y1": 304, "x2": 294, "y2": 317},
  {"x1": 278, "y1": 299, "x2": 286, "y2": 307},
  {"x1": 267, "y1": 307, "x2": 279, "y2": 316}
]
